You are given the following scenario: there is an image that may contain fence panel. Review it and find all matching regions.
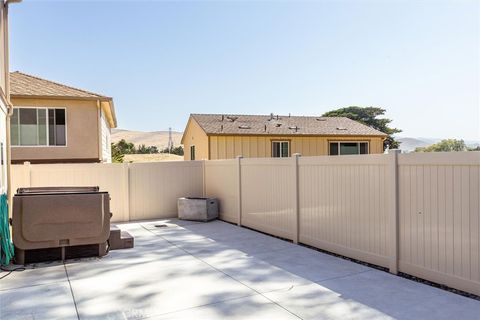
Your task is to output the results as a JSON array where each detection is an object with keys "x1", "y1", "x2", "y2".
[
  {"x1": 398, "y1": 152, "x2": 480, "y2": 295},
  {"x1": 298, "y1": 154, "x2": 392, "y2": 268},
  {"x1": 240, "y1": 157, "x2": 296, "y2": 240},
  {"x1": 12, "y1": 163, "x2": 129, "y2": 222},
  {"x1": 128, "y1": 161, "x2": 204, "y2": 221},
  {"x1": 204, "y1": 159, "x2": 238, "y2": 223}
]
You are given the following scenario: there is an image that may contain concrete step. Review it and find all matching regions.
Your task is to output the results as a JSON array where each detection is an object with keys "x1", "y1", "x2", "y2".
[
  {"x1": 120, "y1": 231, "x2": 134, "y2": 249},
  {"x1": 110, "y1": 225, "x2": 121, "y2": 239},
  {"x1": 109, "y1": 228, "x2": 134, "y2": 250}
]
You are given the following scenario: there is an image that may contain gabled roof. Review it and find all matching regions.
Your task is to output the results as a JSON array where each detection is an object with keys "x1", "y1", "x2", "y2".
[
  {"x1": 190, "y1": 114, "x2": 387, "y2": 137},
  {"x1": 9, "y1": 71, "x2": 117, "y2": 128},
  {"x1": 10, "y1": 71, "x2": 110, "y2": 100}
]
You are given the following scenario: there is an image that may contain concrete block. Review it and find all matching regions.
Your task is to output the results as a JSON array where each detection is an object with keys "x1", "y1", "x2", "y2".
[{"x1": 177, "y1": 197, "x2": 218, "y2": 221}]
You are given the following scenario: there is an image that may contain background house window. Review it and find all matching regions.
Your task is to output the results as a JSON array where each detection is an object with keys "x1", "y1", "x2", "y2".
[
  {"x1": 11, "y1": 108, "x2": 66, "y2": 146},
  {"x1": 272, "y1": 141, "x2": 289, "y2": 158},
  {"x1": 329, "y1": 142, "x2": 369, "y2": 155},
  {"x1": 190, "y1": 145, "x2": 195, "y2": 160},
  {"x1": 48, "y1": 109, "x2": 66, "y2": 146}
]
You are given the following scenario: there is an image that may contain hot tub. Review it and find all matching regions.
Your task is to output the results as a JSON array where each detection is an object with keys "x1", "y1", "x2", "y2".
[{"x1": 12, "y1": 186, "x2": 111, "y2": 264}]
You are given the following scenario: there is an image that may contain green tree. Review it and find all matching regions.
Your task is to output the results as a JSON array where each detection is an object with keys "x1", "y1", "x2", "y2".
[
  {"x1": 135, "y1": 144, "x2": 159, "y2": 154},
  {"x1": 415, "y1": 139, "x2": 468, "y2": 152},
  {"x1": 322, "y1": 106, "x2": 402, "y2": 150},
  {"x1": 115, "y1": 139, "x2": 136, "y2": 154},
  {"x1": 171, "y1": 146, "x2": 184, "y2": 156},
  {"x1": 160, "y1": 145, "x2": 184, "y2": 156},
  {"x1": 111, "y1": 143, "x2": 124, "y2": 163}
]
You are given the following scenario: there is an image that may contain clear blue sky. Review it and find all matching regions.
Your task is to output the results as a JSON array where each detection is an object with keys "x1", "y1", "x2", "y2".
[{"x1": 8, "y1": 0, "x2": 480, "y2": 140}]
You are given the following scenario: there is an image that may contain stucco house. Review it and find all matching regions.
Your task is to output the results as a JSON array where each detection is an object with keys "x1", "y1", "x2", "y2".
[
  {"x1": 181, "y1": 113, "x2": 387, "y2": 160},
  {"x1": 9, "y1": 71, "x2": 117, "y2": 163}
]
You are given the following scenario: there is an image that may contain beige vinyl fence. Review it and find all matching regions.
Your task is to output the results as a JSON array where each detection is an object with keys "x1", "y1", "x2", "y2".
[
  {"x1": 204, "y1": 159, "x2": 238, "y2": 223},
  {"x1": 11, "y1": 161, "x2": 204, "y2": 223},
  {"x1": 241, "y1": 157, "x2": 297, "y2": 240},
  {"x1": 298, "y1": 154, "x2": 392, "y2": 269},
  {"x1": 10, "y1": 151, "x2": 480, "y2": 295},
  {"x1": 397, "y1": 152, "x2": 480, "y2": 296},
  {"x1": 204, "y1": 151, "x2": 480, "y2": 296}
]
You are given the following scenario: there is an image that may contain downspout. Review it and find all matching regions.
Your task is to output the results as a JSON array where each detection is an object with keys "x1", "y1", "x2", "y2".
[{"x1": 96, "y1": 100, "x2": 102, "y2": 162}]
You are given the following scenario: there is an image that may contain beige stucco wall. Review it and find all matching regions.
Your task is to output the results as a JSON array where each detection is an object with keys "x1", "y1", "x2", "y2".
[
  {"x1": 207, "y1": 135, "x2": 385, "y2": 159},
  {"x1": 183, "y1": 118, "x2": 209, "y2": 160},
  {"x1": 11, "y1": 97, "x2": 100, "y2": 163}
]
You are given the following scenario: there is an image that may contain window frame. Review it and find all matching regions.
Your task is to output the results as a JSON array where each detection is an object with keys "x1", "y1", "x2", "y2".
[
  {"x1": 190, "y1": 145, "x2": 195, "y2": 160},
  {"x1": 271, "y1": 140, "x2": 290, "y2": 158},
  {"x1": 11, "y1": 107, "x2": 68, "y2": 148},
  {"x1": 328, "y1": 141, "x2": 370, "y2": 155}
]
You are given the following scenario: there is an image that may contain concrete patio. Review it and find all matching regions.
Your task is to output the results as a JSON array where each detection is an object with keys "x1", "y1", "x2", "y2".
[{"x1": 1, "y1": 219, "x2": 479, "y2": 320}]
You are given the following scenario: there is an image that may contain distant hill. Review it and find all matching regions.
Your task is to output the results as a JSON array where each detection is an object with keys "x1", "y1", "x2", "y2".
[
  {"x1": 396, "y1": 137, "x2": 436, "y2": 152},
  {"x1": 112, "y1": 129, "x2": 183, "y2": 149},
  {"x1": 397, "y1": 137, "x2": 479, "y2": 152}
]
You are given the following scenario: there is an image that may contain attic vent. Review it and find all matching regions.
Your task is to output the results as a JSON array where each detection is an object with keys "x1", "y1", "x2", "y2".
[
  {"x1": 289, "y1": 126, "x2": 299, "y2": 132},
  {"x1": 238, "y1": 125, "x2": 251, "y2": 129},
  {"x1": 226, "y1": 116, "x2": 238, "y2": 122},
  {"x1": 316, "y1": 118, "x2": 326, "y2": 121},
  {"x1": 336, "y1": 127, "x2": 348, "y2": 131}
]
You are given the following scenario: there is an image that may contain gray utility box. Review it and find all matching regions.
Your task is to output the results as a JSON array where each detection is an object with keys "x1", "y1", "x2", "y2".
[{"x1": 177, "y1": 197, "x2": 218, "y2": 222}]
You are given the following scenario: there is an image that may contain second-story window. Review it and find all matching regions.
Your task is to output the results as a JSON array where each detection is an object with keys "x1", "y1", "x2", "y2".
[
  {"x1": 11, "y1": 108, "x2": 66, "y2": 146},
  {"x1": 48, "y1": 109, "x2": 66, "y2": 146}
]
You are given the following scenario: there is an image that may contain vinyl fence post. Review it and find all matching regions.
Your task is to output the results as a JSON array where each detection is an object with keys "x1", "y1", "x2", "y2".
[
  {"x1": 293, "y1": 153, "x2": 301, "y2": 244},
  {"x1": 388, "y1": 149, "x2": 401, "y2": 274},
  {"x1": 236, "y1": 155, "x2": 243, "y2": 226},
  {"x1": 202, "y1": 160, "x2": 206, "y2": 197},
  {"x1": 24, "y1": 161, "x2": 31, "y2": 188},
  {"x1": 123, "y1": 162, "x2": 131, "y2": 222}
]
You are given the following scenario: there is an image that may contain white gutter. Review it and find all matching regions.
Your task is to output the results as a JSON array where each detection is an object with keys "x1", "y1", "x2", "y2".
[{"x1": 97, "y1": 100, "x2": 103, "y2": 162}]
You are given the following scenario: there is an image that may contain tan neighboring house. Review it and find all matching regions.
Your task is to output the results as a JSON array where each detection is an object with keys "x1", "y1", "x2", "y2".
[
  {"x1": 181, "y1": 114, "x2": 387, "y2": 160},
  {"x1": 9, "y1": 71, "x2": 117, "y2": 163}
]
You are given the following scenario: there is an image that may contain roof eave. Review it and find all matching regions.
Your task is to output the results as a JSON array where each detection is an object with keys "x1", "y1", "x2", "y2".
[
  {"x1": 10, "y1": 94, "x2": 111, "y2": 101},
  {"x1": 204, "y1": 132, "x2": 388, "y2": 138}
]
